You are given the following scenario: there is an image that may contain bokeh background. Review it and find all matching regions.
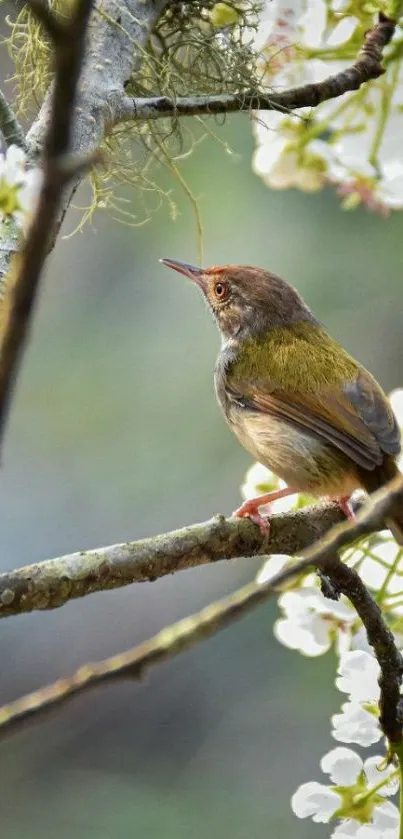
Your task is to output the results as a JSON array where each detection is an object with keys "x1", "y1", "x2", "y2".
[{"x1": 1, "y1": 33, "x2": 403, "y2": 839}]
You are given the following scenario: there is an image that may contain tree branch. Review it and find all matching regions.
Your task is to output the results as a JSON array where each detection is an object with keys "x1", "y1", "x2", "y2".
[
  {"x1": 324, "y1": 556, "x2": 403, "y2": 745},
  {"x1": 0, "y1": 477, "x2": 402, "y2": 738},
  {"x1": 0, "y1": 3, "x2": 400, "y2": 750},
  {"x1": 0, "y1": 89, "x2": 27, "y2": 151},
  {"x1": 0, "y1": 5, "x2": 394, "y2": 290},
  {"x1": 0, "y1": 478, "x2": 401, "y2": 620},
  {"x1": 0, "y1": 501, "x2": 347, "y2": 618},
  {"x1": 0, "y1": 0, "x2": 95, "y2": 451},
  {"x1": 0, "y1": 0, "x2": 170, "y2": 287},
  {"x1": 116, "y1": 12, "x2": 396, "y2": 124}
]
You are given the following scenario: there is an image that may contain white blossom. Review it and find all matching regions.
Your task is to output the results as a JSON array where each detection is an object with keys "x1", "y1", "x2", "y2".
[
  {"x1": 251, "y1": 2, "x2": 403, "y2": 212},
  {"x1": 336, "y1": 651, "x2": 379, "y2": 703},
  {"x1": 14, "y1": 168, "x2": 43, "y2": 230},
  {"x1": 297, "y1": 0, "x2": 326, "y2": 49},
  {"x1": 0, "y1": 144, "x2": 42, "y2": 232},
  {"x1": 292, "y1": 747, "x2": 399, "y2": 833},
  {"x1": 363, "y1": 756, "x2": 400, "y2": 797},
  {"x1": 321, "y1": 746, "x2": 363, "y2": 786},
  {"x1": 292, "y1": 781, "x2": 341, "y2": 823},
  {"x1": 346, "y1": 534, "x2": 402, "y2": 598},
  {"x1": 332, "y1": 802, "x2": 400, "y2": 838},
  {"x1": 351, "y1": 628, "x2": 372, "y2": 654},
  {"x1": 332, "y1": 701, "x2": 381, "y2": 747},
  {"x1": 274, "y1": 586, "x2": 356, "y2": 656},
  {"x1": 326, "y1": 16, "x2": 358, "y2": 48},
  {"x1": 251, "y1": 0, "x2": 303, "y2": 65},
  {"x1": 241, "y1": 461, "x2": 277, "y2": 499},
  {"x1": 0, "y1": 144, "x2": 26, "y2": 184},
  {"x1": 255, "y1": 554, "x2": 289, "y2": 584},
  {"x1": 332, "y1": 652, "x2": 382, "y2": 746}
]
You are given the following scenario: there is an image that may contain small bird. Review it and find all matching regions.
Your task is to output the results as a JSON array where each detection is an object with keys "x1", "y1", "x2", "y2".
[{"x1": 160, "y1": 258, "x2": 403, "y2": 541}]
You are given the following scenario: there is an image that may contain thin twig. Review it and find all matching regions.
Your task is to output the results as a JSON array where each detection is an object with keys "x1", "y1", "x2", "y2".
[
  {"x1": 0, "y1": 476, "x2": 402, "y2": 737},
  {"x1": 116, "y1": 13, "x2": 396, "y2": 125},
  {"x1": 0, "y1": 0, "x2": 94, "y2": 451},
  {"x1": 0, "y1": 90, "x2": 27, "y2": 151}
]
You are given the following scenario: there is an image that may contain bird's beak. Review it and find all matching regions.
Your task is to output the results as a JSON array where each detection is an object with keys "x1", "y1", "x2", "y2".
[{"x1": 160, "y1": 258, "x2": 205, "y2": 289}]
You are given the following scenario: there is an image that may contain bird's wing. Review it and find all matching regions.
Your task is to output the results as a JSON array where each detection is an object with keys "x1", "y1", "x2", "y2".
[{"x1": 226, "y1": 369, "x2": 400, "y2": 472}]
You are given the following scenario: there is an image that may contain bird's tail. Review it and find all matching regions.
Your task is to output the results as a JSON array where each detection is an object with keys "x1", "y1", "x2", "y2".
[
  {"x1": 386, "y1": 506, "x2": 403, "y2": 547},
  {"x1": 362, "y1": 457, "x2": 403, "y2": 546},
  {"x1": 385, "y1": 504, "x2": 403, "y2": 547}
]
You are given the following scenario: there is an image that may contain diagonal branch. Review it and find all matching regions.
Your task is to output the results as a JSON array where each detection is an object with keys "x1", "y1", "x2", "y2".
[
  {"x1": 0, "y1": 0, "x2": 95, "y2": 451},
  {"x1": 116, "y1": 12, "x2": 396, "y2": 124},
  {"x1": 0, "y1": 476, "x2": 402, "y2": 738},
  {"x1": 324, "y1": 556, "x2": 403, "y2": 745}
]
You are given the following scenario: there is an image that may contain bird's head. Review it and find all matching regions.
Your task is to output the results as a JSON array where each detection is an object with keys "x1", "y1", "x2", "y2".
[{"x1": 160, "y1": 259, "x2": 315, "y2": 341}]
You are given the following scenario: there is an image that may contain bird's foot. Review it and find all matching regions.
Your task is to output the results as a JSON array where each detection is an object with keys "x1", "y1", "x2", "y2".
[
  {"x1": 336, "y1": 495, "x2": 356, "y2": 520},
  {"x1": 233, "y1": 487, "x2": 297, "y2": 535},
  {"x1": 238, "y1": 509, "x2": 271, "y2": 534}
]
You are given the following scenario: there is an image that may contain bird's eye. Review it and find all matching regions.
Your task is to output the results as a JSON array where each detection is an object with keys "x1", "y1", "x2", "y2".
[{"x1": 214, "y1": 280, "x2": 228, "y2": 300}]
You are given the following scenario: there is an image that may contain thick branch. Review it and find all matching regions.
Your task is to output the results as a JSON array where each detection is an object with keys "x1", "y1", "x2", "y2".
[
  {"x1": 0, "y1": 477, "x2": 402, "y2": 737},
  {"x1": 0, "y1": 501, "x2": 347, "y2": 618},
  {"x1": 1, "y1": 478, "x2": 402, "y2": 620},
  {"x1": 116, "y1": 12, "x2": 395, "y2": 124}
]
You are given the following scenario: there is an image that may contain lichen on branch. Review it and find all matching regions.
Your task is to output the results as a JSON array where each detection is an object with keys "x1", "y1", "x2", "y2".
[{"x1": 3, "y1": 0, "x2": 263, "y2": 227}]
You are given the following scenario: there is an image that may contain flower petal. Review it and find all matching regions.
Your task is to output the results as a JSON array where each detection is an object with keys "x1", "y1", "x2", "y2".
[
  {"x1": 256, "y1": 555, "x2": 289, "y2": 584},
  {"x1": 274, "y1": 617, "x2": 330, "y2": 656},
  {"x1": 371, "y1": 800, "x2": 400, "y2": 830},
  {"x1": 291, "y1": 782, "x2": 340, "y2": 822},
  {"x1": 332, "y1": 702, "x2": 381, "y2": 747},
  {"x1": 363, "y1": 756, "x2": 399, "y2": 797},
  {"x1": 336, "y1": 651, "x2": 380, "y2": 702},
  {"x1": 332, "y1": 820, "x2": 361, "y2": 837},
  {"x1": 321, "y1": 747, "x2": 362, "y2": 785}
]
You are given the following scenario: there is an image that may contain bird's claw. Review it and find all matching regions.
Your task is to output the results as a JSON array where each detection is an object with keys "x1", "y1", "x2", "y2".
[
  {"x1": 336, "y1": 495, "x2": 356, "y2": 520},
  {"x1": 233, "y1": 501, "x2": 271, "y2": 535}
]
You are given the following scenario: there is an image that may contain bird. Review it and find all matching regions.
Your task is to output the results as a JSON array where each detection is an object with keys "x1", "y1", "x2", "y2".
[{"x1": 160, "y1": 258, "x2": 403, "y2": 542}]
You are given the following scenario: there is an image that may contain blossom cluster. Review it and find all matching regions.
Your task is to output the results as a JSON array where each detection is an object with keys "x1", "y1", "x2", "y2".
[
  {"x1": 0, "y1": 145, "x2": 42, "y2": 232},
  {"x1": 250, "y1": 0, "x2": 403, "y2": 214},
  {"x1": 242, "y1": 388, "x2": 403, "y2": 836}
]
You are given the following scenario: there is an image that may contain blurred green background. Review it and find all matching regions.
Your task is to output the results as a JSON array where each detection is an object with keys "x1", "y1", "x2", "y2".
[{"x1": 1, "y1": 57, "x2": 403, "y2": 839}]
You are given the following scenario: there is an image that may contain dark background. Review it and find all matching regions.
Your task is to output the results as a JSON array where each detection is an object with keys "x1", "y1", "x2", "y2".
[{"x1": 1, "y1": 43, "x2": 403, "y2": 838}]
